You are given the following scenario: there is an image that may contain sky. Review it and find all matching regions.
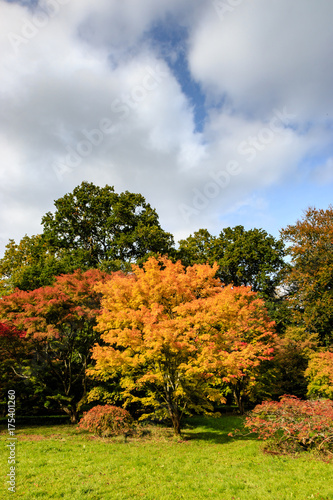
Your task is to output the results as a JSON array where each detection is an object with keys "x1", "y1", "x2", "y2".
[{"x1": 1, "y1": 0, "x2": 333, "y2": 257}]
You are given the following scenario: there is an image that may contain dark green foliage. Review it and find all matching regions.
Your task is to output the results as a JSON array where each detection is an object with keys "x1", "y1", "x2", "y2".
[
  {"x1": 42, "y1": 181, "x2": 174, "y2": 271},
  {"x1": 178, "y1": 226, "x2": 286, "y2": 299}
]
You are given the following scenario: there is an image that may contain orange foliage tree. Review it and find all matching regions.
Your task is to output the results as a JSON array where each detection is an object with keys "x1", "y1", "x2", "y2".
[{"x1": 90, "y1": 256, "x2": 276, "y2": 435}]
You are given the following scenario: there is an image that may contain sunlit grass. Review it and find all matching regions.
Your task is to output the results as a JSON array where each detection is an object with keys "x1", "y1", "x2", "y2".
[{"x1": 1, "y1": 415, "x2": 332, "y2": 499}]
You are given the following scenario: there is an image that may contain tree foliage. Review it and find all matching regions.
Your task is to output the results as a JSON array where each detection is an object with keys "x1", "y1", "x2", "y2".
[
  {"x1": 0, "y1": 269, "x2": 109, "y2": 422},
  {"x1": 178, "y1": 226, "x2": 286, "y2": 299},
  {"x1": 42, "y1": 181, "x2": 174, "y2": 271},
  {"x1": 90, "y1": 256, "x2": 276, "y2": 435},
  {"x1": 281, "y1": 206, "x2": 333, "y2": 345},
  {"x1": 0, "y1": 235, "x2": 71, "y2": 295},
  {"x1": 0, "y1": 322, "x2": 30, "y2": 416},
  {"x1": 305, "y1": 351, "x2": 333, "y2": 400},
  {"x1": 0, "y1": 182, "x2": 174, "y2": 293}
]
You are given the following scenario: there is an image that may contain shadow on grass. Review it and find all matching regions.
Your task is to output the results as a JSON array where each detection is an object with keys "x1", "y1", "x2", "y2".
[
  {"x1": 0, "y1": 415, "x2": 70, "y2": 430},
  {"x1": 181, "y1": 414, "x2": 255, "y2": 444}
]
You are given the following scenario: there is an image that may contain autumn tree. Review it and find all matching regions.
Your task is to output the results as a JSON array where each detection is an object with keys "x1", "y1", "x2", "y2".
[
  {"x1": 0, "y1": 323, "x2": 30, "y2": 416},
  {"x1": 0, "y1": 269, "x2": 109, "y2": 422},
  {"x1": 281, "y1": 206, "x2": 333, "y2": 346},
  {"x1": 90, "y1": 256, "x2": 276, "y2": 435},
  {"x1": 305, "y1": 351, "x2": 333, "y2": 399}
]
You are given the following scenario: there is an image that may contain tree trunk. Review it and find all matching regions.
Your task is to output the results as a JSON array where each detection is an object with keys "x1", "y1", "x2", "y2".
[
  {"x1": 169, "y1": 406, "x2": 182, "y2": 437},
  {"x1": 233, "y1": 387, "x2": 245, "y2": 415},
  {"x1": 62, "y1": 405, "x2": 78, "y2": 424}
]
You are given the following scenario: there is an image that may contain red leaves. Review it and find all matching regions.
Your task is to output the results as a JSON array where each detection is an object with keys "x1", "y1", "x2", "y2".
[
  {"x1": 77, "y1": 405, "x2": 133, "y2": 437},
  {"x1": 0, "y1": 322, "x2": 25, "y2": 339},
  {"x1": 244, "y1": 396, "x2": 333, "y2": 456},
  {"x1": 0, "y1": 269, "x2": 110, "y2": 339}
]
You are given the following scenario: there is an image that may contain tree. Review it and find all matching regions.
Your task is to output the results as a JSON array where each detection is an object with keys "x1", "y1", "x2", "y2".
[
  {"x1": 0, "y1": 235, "x2": 72, "y2": 295},
  {"x1": 0, "y1": 182, "x2": 175, "y2": 293},
  {"x1": 0, "y1": 323, "x2": 30, "y2": 416},
  {"x1": 0, "y1": 269, "x2": 109, "y2": 423},
  {"x1": 90, "y1": 256, "x2": 276, "y2": 435},
  {"x1": 178, "y1": 226, "x2": 287, "y2": 299},
  {"x1": 281, "y1": 206, "x2": 333, "y2": 346},
  {"x1": 41, "y1": 181, "x2": 174, "y2": 271},
  {"x1": 265, "y1": 326, "x2": 318, "y2": 400},
  {"x1": 305, "y1": 351, "x2": 333, "y2": 400}
]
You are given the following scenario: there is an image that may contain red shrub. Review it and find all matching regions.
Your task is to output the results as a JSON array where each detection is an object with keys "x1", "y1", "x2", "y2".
[
  {"x1": 77, "y1": 405, "x2": 133, "y2": 437},
  {"x1": 244, "y1": 396, "x2": 333, "y2": 456}
]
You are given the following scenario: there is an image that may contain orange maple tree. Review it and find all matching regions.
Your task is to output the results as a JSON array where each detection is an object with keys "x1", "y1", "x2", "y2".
[{"x1": 90, "y1": 256, "x2": 276, "y2": 435}]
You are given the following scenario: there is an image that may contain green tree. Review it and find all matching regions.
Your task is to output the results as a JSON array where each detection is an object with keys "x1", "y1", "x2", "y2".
[
  {"x1": 178, "y1": 226, "x2": 286, "y2": 298},
  {"x1": 0, "y1": 182, "x2": 175, "y2": 292},
  {"x1": 0, "y1": 235, "x2": 72, "y2": 295},
  {"x1": 42, "y1": 181, "x2": 174, "y2": 271},
  {"x1": 281, "y1": 206, "x2": 333, "y2": 346}
]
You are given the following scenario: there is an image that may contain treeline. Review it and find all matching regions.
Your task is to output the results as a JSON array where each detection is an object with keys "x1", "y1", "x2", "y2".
[{"x1": 0, "y1": 182, "x2": 332, "y2": 430}]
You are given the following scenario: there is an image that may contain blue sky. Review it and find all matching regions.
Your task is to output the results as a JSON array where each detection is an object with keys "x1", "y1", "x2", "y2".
[{"x1": 0, "y1": 0, "x2": 332, "y2": 256}]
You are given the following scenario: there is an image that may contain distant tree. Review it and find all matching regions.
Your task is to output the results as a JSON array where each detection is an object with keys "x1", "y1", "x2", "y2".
[
  {"x1": 0, "y1": 235, "x2": 72, "y2": 295},
  {"x1": 42, "y1": 181, "x2": 174, "y2": 271},
  {"x1": 0, "y1": 269, "x2": 109, "y2": 423},
  {"x1": 0, "y1": 323, "x2": 40, "y2": 417},
  {"x1": 178, "y1": 226, "x2": 286, "y2": 299},
  {"x1": 90, "y1": 256, "x2": 276, "y2": 435},
  {"x1": 0, "y1": 182, "x2": 174, "y2": 293},
  {"x1": 265, "y1": 326, "x2": 319, "y2": 400},
  {"x1": 281, "y1": 206, "x2": 333, "y2": 346}
]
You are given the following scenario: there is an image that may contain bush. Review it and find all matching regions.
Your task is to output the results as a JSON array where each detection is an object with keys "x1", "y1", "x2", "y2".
[
  {"x1": 244, "y1": 395, "x2": 333, "y2": 456},
  {"x1": 77, "y1": 405, "x2": 133, "y2": 437}
]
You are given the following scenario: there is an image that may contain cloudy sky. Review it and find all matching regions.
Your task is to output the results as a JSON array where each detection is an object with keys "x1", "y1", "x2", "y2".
[{"x1": 1, "y1": 0, "x2": 333, "y2": 256}]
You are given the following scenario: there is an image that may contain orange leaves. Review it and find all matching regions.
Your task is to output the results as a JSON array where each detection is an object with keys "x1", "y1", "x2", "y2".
[{"x1": 91, "y1": 256, "x2": 276, "y2": 429}]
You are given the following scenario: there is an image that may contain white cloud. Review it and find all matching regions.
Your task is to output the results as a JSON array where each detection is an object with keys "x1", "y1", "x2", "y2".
[{"x1": 0, "y1": 0, "x2": 333, "y2": 257}]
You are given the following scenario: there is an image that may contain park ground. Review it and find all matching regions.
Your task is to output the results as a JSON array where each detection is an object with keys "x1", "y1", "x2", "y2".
[{"x1": 1, "y1": 414, "x2": 332, "y2": 500}]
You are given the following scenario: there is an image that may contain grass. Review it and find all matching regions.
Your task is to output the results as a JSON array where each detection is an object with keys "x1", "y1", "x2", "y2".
[{"x1": 1, "y1": 414, "x2": 333, "y2": 499}]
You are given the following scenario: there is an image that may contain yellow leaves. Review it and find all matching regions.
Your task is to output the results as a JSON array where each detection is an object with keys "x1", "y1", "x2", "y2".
[{"x1": 91, "y1": 256, "x2": 276, "y2": 420}]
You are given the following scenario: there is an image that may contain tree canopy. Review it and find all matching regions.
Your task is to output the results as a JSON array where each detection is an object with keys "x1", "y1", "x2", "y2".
[
  {"x1": 0, "y1": 182, "x2": 175, "y2": 293},
  {"x1": 42, "y1": 181, "x2": 174, "y2": 271},
  {"x1": 90, "y1": 256, "x2": 276, "y2": 435},
  {"x1": 281, "y1": 206, "x2": 333, "y2": 346},
  {"x1": 178, "y1": 226, "x2": 287, "y2": 299},
  {"x1": 0, "y1": 269, "x2": 110, "y2": 422}
]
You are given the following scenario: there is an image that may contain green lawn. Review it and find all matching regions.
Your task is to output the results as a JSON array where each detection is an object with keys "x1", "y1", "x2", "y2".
[{"x1": 1, "y1": 414, "x2": 332, "y2": 500}]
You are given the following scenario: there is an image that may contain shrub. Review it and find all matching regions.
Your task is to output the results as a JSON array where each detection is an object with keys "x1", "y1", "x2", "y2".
[
  {"x1": 77, "y1": 405, "x2": 133, "y2": 437},
  {"x1": 243, "y1": 395, "x2": 333, "y2": 456}
]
